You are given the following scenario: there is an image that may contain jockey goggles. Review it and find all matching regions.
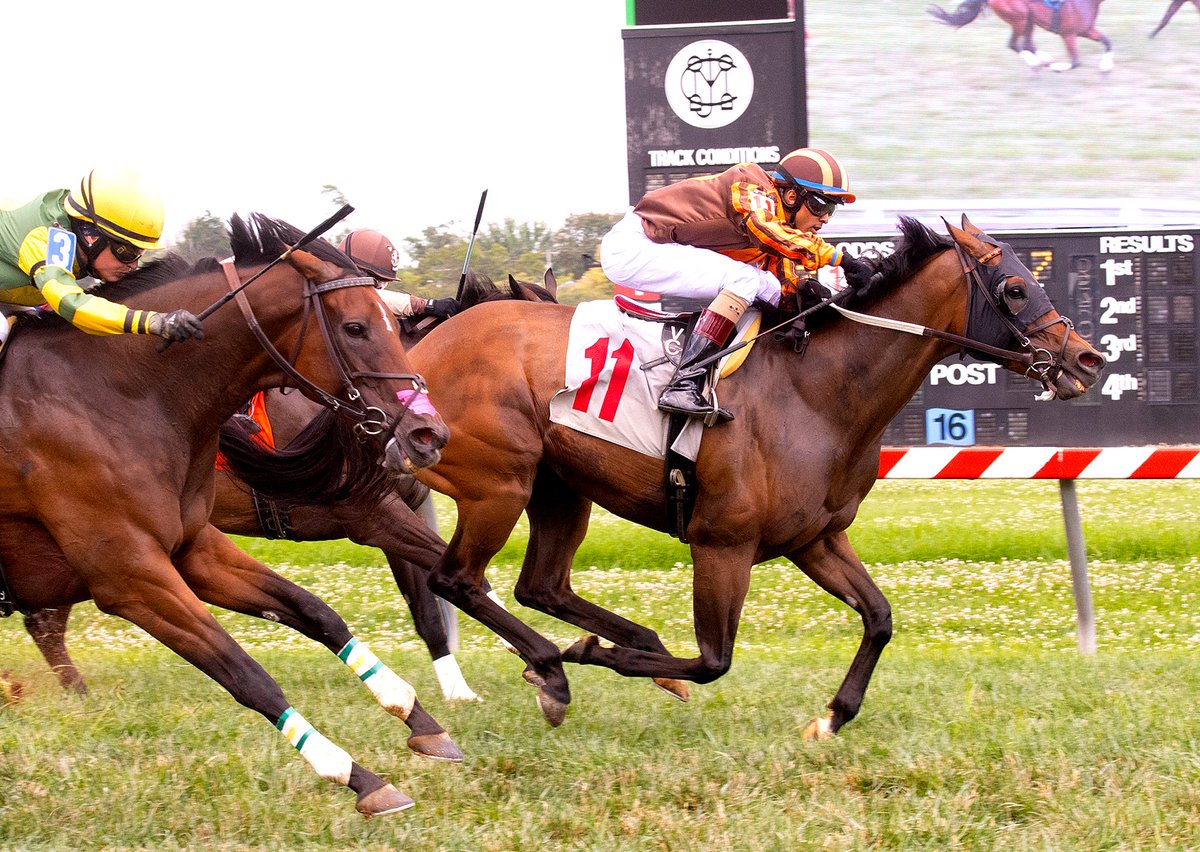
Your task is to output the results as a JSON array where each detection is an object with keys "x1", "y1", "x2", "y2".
[
  {"x1": 106, "y1": 237, "x2": 144, "y2": 264},
  {"x1": 801, "y1": 191, "x2": 840, "y2": 218}
]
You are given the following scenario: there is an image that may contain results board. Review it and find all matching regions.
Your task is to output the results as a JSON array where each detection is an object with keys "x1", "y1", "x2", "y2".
[{"x1": 819, "y1": 218, "x2": 1200, "y2": 447}]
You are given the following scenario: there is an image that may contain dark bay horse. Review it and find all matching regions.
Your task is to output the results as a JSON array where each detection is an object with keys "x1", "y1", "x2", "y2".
[
  {"x1": 21, "y1": 269, "x2": 559, "y2": 703},
  {"x1": 928, "y1": 0, "x2": 1114, "y2": 72},
  {"x1": 0, "y1": 214, "x2": 456, "y2": 816},
  {"x1": 1152, "y1": 0, "x2": 1199, "y2": 36},
  {"x1": 407, "y1": 215, "x2": 1106, "y2": 736}
]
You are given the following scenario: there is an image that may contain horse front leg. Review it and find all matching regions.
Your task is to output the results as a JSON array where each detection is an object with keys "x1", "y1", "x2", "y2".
[
  {"x1": 75, "y1": 546, "x2": 412, "y2": 816},
  {"x1": 789, "y1": 532, "x2": 892, "y2": 739},
  {"x1": 177, "y1": 525, "x2": 462, "y2": 762},
  {"x1": 428, "y1": 490, "x2": 575, "y2": 725},
  {"x1": 334, "y1": 490, "x2": 482, "y2": 704},
  {"x1": 23, "y1": 605, "x2": 87, "y2": 695}
]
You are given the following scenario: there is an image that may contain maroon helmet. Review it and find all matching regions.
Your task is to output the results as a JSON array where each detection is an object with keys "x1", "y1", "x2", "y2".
[{"x1": 337, "y1": 229, "x2": 400, "y2": 282}]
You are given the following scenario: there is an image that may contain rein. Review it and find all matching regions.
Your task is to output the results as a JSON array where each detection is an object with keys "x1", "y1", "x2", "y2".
[
  {"x1": 828, "y1": 242, "x2": 1073, "y2": 397},
  {"x1": 220, "y1": 261, "x2": 425, "y2": 439}
]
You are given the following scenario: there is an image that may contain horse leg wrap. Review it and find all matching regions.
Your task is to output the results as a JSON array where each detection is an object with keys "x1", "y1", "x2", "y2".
[
  {"x1": 433, "y1": 654, "x2": 480, "y2": 702},
  {"x1": 339, "y1": 638, "x2": 416, "y2": 719},
  {"x1": 277, "y1": 707, "x2": 352, "y2": 785}
]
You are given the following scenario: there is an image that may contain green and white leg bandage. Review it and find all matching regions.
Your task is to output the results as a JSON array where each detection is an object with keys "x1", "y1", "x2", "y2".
[
  {"x1": 276, "y1": 707, "x2": 352, "y2": 785},
  {"x1": 338, "y1": 637, "x2": 416, "y2": 719}
]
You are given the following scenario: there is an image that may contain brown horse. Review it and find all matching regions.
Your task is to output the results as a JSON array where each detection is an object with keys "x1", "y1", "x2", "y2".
[
  {"x1": 928, "y1": 0, "x2": 1114, "y2": 72},
  {"x1": 0, "y1": 213, "x2": 456, "y2": 816},
  {"x1": 405, "y1": 215, "x2": 1106, "y2": 736},
  {"x1": 20, "y1": 269, "x2": 558, "y2": 704},
  {"x1": 1152, "y1": 0, "x2": 1200, "y2": 36}
]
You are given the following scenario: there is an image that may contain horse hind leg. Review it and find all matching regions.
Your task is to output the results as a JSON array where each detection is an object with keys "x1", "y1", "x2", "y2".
[
  {"x1": 518, "y1": 468, "x2": 690, "y2": 703},
  {"x1": 1087, "y1": 28, "x2": 1115, "y2": 73},
  {"x1": 24, "y1": 605, "x2": 87, "y2": 695}
]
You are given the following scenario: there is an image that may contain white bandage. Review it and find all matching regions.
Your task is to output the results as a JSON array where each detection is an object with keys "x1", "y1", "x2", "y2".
[
  {"x1": 339, "y1": 638, "x2": 416, "y2": 719},
  {"x1": 276, "y1": 707, "x2": 352, "y2": 785},
  {"x1": 433, "y1": 654, "x2": 480, "y2": 702}
]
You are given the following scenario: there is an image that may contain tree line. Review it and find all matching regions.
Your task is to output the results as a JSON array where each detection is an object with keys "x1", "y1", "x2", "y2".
[{"x1": 169, "y1": 207, "x2": 622, "y2": 307}]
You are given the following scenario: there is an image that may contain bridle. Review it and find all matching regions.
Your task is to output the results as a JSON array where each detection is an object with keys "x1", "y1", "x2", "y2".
[
  {"x1": 220, "y1": 259, "x2": 426, "y2": 440},
  {"x1": 829, "y1": 240, "x2": 1075, "y2": 397}
]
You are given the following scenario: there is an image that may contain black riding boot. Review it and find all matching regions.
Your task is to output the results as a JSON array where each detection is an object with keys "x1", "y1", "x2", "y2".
[{"x1": 658, "y1": 310, "x2": 735, "y2": 423}]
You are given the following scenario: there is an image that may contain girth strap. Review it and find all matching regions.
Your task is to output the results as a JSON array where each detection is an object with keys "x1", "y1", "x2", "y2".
[{"x1": 0, "y1": 556, "x2": 14, "y2": 617}]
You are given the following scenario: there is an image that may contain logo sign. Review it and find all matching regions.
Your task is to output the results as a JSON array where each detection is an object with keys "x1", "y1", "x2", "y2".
[{"x1": 664, "y1": 39, "x2": 754, "y2": 129}]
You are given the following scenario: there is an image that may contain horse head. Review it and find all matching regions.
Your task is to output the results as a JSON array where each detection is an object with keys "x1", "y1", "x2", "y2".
[
  {"x1": 231, "y1": 214, "x2": 449, "y2": 474},
  {"x1": 944, "y1": 213, "x2": 1106, "y2": 399}
]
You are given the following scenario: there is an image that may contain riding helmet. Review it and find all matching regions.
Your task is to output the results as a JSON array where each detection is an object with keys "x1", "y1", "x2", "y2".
[
  {"x1": 771, "y1": 148, "x2": 856, "y2": 203},
  {"x1": 338, "y1": 229, "x2": 401, "y2": 282},
  {"x1": 65, "y1": 166, "x2": 164, "y2": 249}
]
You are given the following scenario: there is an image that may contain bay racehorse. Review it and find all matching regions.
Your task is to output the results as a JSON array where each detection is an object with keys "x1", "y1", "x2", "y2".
[
  {"x1": 404, "y1": 215, "x2": 1105, "y2": 736},
  {"x1": 19, "y1": 269, "x2": 557, "y2": 704},
  {"x1": 0, "y1": 213, "x2": 456, "y2": 816},
  {"x1": 927, "y1": 0, "x2": 1114, "y2": 72},
  {"x1": 1151, "y1": 0, "x2": 1199, "y2": 36}
]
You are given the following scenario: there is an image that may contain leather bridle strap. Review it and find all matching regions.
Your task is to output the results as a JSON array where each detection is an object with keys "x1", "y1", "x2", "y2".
[{"x1": 219, "y1": 260, "x2": 422, "y2": 432}]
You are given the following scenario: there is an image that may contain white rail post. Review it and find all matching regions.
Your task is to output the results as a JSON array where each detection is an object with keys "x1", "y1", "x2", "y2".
[{"x1": 1058, "y1": 478, "x2": 1096, "y2": 655}]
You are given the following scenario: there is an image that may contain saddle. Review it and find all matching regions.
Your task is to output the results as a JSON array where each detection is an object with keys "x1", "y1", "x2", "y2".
[{"x1": 611, "y1": 296, "x2": 764, "y2": 543}]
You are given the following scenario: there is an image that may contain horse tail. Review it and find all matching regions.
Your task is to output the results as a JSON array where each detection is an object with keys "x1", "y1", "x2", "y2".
[
  {"x1": 217, "y1": 408, "x2": 393, "y2": 506},
  {"x1": 927, "y1": 0, "x2": 988, "y2": 26}
]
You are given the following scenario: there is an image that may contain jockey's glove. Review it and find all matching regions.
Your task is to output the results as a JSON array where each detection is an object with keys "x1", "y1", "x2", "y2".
[
  {"x1": 839, "y1": 254, "x2": 874, "y2": 289},
  {"x1": 148, "y1": 309, "x2": 204, "y2": 342},
  {"x1": 425, "y1": 298, "x2": 461, "y2": 319}
]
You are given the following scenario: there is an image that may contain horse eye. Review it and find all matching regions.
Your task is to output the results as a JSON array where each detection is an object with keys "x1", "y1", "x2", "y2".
[{"x1": 344, "y1": 322, "x2": 367, "y2": 338}]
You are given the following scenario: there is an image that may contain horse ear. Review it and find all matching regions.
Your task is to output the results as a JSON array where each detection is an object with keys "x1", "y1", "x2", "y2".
[
  {"x1": 945, "y1": 218, "x2": 1000, "y2": 266},
  {"x1": 543, "y1": 268, "x2": 558, "y2": 298},
  {"x1": 960, "y1": 213, "x2": 989, "y2": 240},
  {"x1": 288, "y1": 249, "x2": 343, "y2": 283}
]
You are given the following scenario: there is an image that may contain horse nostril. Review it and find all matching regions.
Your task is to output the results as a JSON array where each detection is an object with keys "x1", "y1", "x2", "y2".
[{"x1": 1078, "y1": 350, "x2": 1106, "y2": 371}]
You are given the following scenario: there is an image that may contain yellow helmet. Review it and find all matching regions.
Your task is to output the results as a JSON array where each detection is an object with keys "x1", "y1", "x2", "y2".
[{"x1": 65, "y1": 166, "x2": 164, "y2": 249}]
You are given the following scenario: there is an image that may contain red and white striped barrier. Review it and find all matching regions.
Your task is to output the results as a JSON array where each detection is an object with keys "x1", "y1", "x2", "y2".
[{"x1": 878, "y1": 447, "x2": 1200, "y2": 479}]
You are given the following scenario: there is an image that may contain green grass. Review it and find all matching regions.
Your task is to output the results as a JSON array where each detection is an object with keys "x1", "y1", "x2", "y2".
[{"x1": 3, "y1": 482, "x2": 1199, "y2": 849}]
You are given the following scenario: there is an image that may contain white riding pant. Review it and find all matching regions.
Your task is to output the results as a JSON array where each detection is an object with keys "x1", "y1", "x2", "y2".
[{"x1": 600, "y1": 209, "x2": 782, "y2": 307}]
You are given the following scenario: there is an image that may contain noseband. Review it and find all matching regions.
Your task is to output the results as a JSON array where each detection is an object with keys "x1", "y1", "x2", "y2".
[{"x1": 220, "y1": 260, "x2": 426, "y2": 440}]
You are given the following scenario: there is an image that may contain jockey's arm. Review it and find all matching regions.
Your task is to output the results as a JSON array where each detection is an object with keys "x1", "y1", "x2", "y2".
[
  {"x1": 20, "y1": 227, "x2": 155, "y2": 335},
  {"x1": 730, "y1": 181, "x2": 843, "y2": 269}
]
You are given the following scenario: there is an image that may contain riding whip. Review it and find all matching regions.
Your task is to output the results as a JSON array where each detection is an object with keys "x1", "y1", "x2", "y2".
[{"x1": 454, "y1": 190, "x2": 488, "y2": 302}]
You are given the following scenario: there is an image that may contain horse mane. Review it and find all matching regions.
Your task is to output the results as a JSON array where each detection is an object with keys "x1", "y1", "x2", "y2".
[
  {"x1": 100, "y1": 212, "x2": 358, "y2": 302},
  {"x1": 217, "y1": 407, "x2": 394, "y2": 506},
  {"x1": 762, "y1": 215, "x2": 954, "y2": 333},
  {"x1": 456, "y1": 270, "x2": 560, "y2": 310},
  {"x1": 458, "y1": 271, "x2": 503, "y2": 309}
]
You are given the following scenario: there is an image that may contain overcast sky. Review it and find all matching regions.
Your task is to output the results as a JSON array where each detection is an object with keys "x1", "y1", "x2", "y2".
[{"x1": 5, "y1": 1, "x2": 630, "y2": 247}]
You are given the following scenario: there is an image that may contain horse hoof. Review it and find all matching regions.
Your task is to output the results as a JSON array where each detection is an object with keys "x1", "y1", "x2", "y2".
[
  {"x1": 561, "y1": 634, "x2": 600, "y2": 664},
  {"x1": 801, "y1": 714, "x2": 835, "y2": 742},
  {"x1": 521, "y1": 666, "x2": 546, "y2": 689},
  {"x1": 407, "y1": 731, "x2": 465, "y2": 762},
  {"x1": 356, "y1": 783, "x2": 415, "y2": 817},
  {"x1": 536, "y1": 689, "x2": 569, "y2": 727},
  {"x1": 652, "y1": 678, "x2": 690, "y2": 702}
]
